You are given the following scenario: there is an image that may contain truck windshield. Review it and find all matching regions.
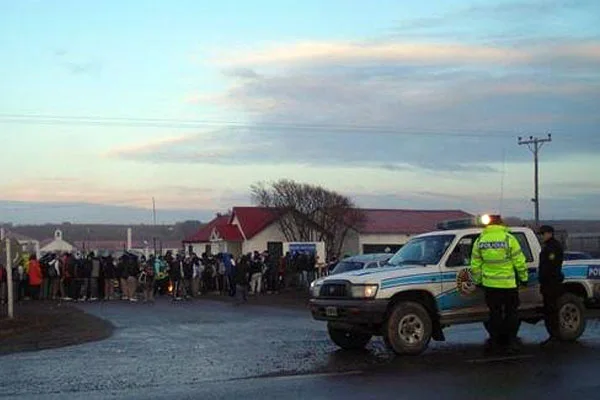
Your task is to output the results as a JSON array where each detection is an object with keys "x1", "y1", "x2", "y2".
[
  {"x1": 387, "y1": 235, "x2": 455, "y2": 266},
  {"x1": 331, "y1": 261, "x2": 364, "y2": 274}
]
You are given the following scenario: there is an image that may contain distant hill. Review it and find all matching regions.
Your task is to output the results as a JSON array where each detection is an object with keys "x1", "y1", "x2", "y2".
[{"x1": 0, "y1": 200, "x2": 216, "y2": 224}]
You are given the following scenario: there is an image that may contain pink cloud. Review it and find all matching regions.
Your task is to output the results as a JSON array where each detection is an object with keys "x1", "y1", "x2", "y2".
[
  {"x1": 213, "y1": 41, "x2": 600, "y2": 68},
  {"x1": 214, "y1": 41, "x2": 529, "y2": 67},
  {"x1": 0, "y1": 179, "x2": 225, "y2": 210}
]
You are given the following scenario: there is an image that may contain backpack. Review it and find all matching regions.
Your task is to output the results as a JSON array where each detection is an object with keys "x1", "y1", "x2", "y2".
[{"x1": 47, "y1": 263, "x2": 58, "y2": 278}]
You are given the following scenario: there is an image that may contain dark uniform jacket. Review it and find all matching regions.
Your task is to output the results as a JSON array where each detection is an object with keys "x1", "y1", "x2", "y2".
[{"x1": 538, "y1": 238, "x2": 564, "y2": 285}]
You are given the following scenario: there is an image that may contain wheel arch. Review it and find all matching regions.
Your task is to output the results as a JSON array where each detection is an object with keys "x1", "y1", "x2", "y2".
[{"x1": 563, "y1": 282, "x2": 589, "y2": 300}]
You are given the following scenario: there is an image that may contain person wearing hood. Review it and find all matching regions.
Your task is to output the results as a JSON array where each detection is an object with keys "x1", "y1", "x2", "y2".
[{"x1": 470, "y1": 215, "x2": 528, "y2": 354}]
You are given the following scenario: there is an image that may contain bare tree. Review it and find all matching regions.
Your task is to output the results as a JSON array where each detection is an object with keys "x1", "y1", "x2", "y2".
[{"x1": 250, "y1": 180, "x2": 365, "y2": 258}]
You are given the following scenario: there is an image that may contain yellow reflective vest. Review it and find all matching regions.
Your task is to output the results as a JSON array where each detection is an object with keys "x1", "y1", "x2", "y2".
[{"x1": 470, "y1": 225, "x2": 527, "y2": 289}]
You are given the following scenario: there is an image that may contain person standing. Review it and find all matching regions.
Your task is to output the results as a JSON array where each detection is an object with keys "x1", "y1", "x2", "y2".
[
  {"x1": 90, "y1": 253, "x2": 100, "y2": 301},
  {"x1": 470, "y1": 216, "x2": 528, "y2": 354},
  {"x1": 183, "y1": 255, "x2": 193, "y2": 299},
  {"x1": 141, "y1": 258, "x2": 155, "y2": 303},
  {"x1": 249, "y1": 253, "x2": 263, "y2": 295},
  {"x1": 169, "y1": 254, "x2": 183, "y2": 301},
  {"x1": 102, "y1": 254, "x2": 116, "y2": 301},
  {"x1": 116, "y1": 256, "x2": 128, "y2": 300},
  {"x1": 126, "y1": 255, "x2": 139, "y2": 302},
  {"x1": 234, "y1": 255, "x2": 249, "y2": 305},
  {"x1": 28, "y1": 254, "x2": 43, "y2": 300},
  {"x1": 0, "y1": 263, "x2": 6, "y2": 305},
  {"x1": 538, "y1": 225, "x2": 565, "y2": 346}
]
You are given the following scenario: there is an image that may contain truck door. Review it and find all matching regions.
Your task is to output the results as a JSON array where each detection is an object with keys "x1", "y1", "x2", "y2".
[
  {"x1": 440, "y1": 234, "x2": 487, "y2": 315},
  {"x1": 509, "y1": 231, "x2": 542, "y2": 307}
]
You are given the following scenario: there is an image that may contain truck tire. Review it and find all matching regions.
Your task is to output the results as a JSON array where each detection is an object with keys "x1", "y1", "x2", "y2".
[
  {"x1": 327, "y1": 323, "x2": 372, "y2": 350},
  {"x1": 546, "y1": 293, "x2": 586, "y2": 342},
  {"x1": 384, "y1": 301, "x2": 432, "y2": 355}
]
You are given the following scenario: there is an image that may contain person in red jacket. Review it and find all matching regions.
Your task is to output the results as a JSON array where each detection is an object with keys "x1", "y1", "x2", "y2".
[{"x1": 28, "y1": 254, "x2": 43, "y2": 300}]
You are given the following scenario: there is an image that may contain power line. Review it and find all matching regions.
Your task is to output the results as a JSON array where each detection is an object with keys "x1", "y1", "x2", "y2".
[
  {"x1": 518, "y1": 133, "x2": 552, "y2": 227},
  {"x1": 0, "y1": 113, "x2": 521, "y2": 138},
  {"x1": 1, "y1": 114, "x2": 594, "y2": 144}
]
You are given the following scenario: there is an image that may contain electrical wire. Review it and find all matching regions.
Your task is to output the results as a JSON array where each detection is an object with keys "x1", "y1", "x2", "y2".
[{"x1": 0, "y1": 113, "x2": 523, "y2": 138}]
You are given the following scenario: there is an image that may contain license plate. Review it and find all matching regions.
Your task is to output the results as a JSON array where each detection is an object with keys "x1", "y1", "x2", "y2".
[{"x1": 325, "y1": 306, "x2": 338, "y2": 317}]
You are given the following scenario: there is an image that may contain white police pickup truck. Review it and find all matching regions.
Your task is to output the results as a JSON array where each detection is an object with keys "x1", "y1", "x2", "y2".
[{"x1": 309, "y1": 218, "x2": 600, "y2": 355}]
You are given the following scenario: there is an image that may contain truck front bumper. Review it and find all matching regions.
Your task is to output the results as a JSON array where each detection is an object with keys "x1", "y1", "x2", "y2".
[{"x1": 309, "y1": 298, "x2": 389, "y2": 325}]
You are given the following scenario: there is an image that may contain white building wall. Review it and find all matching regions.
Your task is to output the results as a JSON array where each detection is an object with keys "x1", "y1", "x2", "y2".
[
  {"x1": 339, "y1": 229, "x2": 360, "y2": 257},
  {"x1": 358, "y1": 233, "x2": 411, "y2": 254},
  {"x1": 242, "y1": 222, "x2": 288, "y2": 254},
  {"x1": 190, "y1": 242, "x2": 212, "y2": 255}
]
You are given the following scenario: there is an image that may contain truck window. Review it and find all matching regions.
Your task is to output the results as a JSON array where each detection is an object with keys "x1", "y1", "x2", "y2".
[
  {"x1": 446, "y1": 234, "x2": 479, "y2": 267},
  {"x1": 510, "y1": 232, "x2": 534, "y2": 262}
]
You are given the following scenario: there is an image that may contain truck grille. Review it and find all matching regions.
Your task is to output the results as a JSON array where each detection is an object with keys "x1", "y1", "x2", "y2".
[{"x1": 320, "y1": 283, "x2": 347, "y2": 298}]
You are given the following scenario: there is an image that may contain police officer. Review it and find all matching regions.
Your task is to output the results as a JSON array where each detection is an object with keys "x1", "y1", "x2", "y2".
[
  {"x1": 471, "y1": 215, "x2": 528, "y2": 354},
  {"x1": 538, "y1": 225, "x2": 564, "y2": 346}
]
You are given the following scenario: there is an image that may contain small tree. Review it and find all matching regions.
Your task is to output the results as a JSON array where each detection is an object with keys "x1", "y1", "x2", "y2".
[{"x1": 250, "y1": 180, "x2": 364, "y2": 259}]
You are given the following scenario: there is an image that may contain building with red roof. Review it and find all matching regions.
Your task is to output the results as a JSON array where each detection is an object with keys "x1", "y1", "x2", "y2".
[
  {"x1": 183, "y1": 207, "x2": 287, "y2": 256},
  {"x1": 184, "y1": 206, "x2": 472, "y2": 258},
  {"x1": 344, "y1": 209, "x2": 473, "y2": 255}
]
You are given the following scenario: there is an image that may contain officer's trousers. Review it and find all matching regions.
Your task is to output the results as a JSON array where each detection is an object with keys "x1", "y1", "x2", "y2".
[
  {"x1": 484, "y1": 287, "x2": 520, "y2": 345},
  {"x1": 541, "y1": 283, "x2": 564, "y2": 337}
]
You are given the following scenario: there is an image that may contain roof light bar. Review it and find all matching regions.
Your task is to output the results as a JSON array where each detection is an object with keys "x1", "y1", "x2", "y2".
[{"x1": 437, "y1": 214, "x2": 503, "y2": 230}]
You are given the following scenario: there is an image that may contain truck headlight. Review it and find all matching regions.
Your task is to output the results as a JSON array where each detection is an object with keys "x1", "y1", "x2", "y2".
[
  {"x1": 350, "y1": 284, "x2": 378, "y2": 299},
  {"x1": 310, "y1": 281, "x2": 322, "y2": 297}
]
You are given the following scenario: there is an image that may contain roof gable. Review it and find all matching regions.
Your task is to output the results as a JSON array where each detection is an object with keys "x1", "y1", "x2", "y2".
[
  {"x1": 231, "y1": 207, "x2": 282, "y2": 239},
  {"x1": 357, "y1": 209, "x2": 473, "y2": 235},
  {"x1": 183, "y1": 215, "x2": 229, "y2": 243},
  {"x1": 215, "y1": 225, "x2": 244, "y2": 242}
]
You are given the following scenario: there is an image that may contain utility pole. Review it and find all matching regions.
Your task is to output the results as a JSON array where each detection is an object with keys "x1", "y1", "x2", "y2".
[{"x1": 518, "y1": 133, "x2": 552, "y2": 228}]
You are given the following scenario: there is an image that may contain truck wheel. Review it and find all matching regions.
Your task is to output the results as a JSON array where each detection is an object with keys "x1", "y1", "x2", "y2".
[
  {"x1": 384, "y1": 301, "x2": 432, "y2": 355},
  {"x1": 327, "y1": 323, "x2": 372, "y2": 350},
  {"x1": 547, "y1": 293, "x2": 586, "y2": 342}
]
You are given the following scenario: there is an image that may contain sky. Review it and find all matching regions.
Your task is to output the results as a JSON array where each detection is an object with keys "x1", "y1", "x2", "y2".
[{"x1": 1, "y1": 0, "x2": 599, "y2": 224}]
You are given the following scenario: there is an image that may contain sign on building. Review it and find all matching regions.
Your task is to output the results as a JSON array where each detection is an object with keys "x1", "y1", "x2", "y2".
[{"x1": 283, "y1": 242, "x2": 326, "y2": 262}]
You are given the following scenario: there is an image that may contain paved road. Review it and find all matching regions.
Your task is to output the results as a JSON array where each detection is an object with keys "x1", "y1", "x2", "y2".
[{"x1": 2, "y1": 298, "x2": 600, "y2": 399}]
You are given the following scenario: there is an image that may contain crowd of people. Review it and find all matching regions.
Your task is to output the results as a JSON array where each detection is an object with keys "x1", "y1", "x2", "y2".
[{"x1": 0, "y1": 249, "x2": 337, "y2": 305}]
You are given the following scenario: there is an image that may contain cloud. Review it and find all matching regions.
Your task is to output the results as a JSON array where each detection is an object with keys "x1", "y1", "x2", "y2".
[
  {"x1": 392, "y1": 0, "x2": 598, "y2": 42},
  {"x1": 163, "y1": 6, "x2": 598, "y2": 175},
  {"x1": 130, "y1": 42, "x2": 599, "y2": 171},
  {"x1": 216, "y1": 42, "x2": 529, "y2": 67},
  {"x1": 0, "y1": 178, "x2": 242, "y2": 211},
  {"x1": 214, "y1": 41, "x2": 600, "y2": 72},
  {"x1": 223, "y1": 67, "x2": 262, "y2": 79}
]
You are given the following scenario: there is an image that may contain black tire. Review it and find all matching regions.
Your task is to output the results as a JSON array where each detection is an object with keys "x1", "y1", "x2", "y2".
[
  {"x1": 327, "y1": 323, "x2": 372, "y2": 350},
  {"x1": 384, "y1": 301, "x2": 432, "y2": 355},
  {"x1": 546, "y1": 293, "x2": 586, "y2": 342}
]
